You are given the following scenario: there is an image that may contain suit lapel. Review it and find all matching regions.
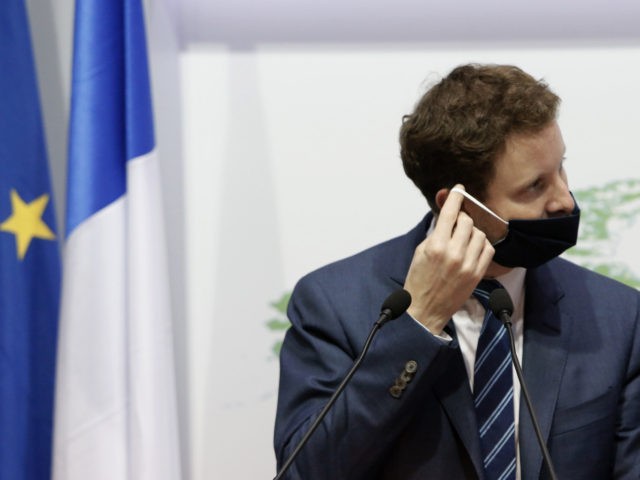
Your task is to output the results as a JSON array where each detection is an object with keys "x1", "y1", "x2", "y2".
[{"x1": 519, "y1": 264, "x2": 573, "y2": 480}]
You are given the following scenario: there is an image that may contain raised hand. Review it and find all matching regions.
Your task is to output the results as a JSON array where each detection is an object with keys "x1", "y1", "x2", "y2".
[{"x1": 404, "y1": 185, "x2": 495, "y2": 334}]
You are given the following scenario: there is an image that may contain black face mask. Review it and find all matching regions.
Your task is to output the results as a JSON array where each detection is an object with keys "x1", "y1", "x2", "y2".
[
  {"x1": 451, "y1": 188, "x2": 580, "y2": 269},
  {"x1": 492, "y1": 204, "x2": 580, "y2": 268}
]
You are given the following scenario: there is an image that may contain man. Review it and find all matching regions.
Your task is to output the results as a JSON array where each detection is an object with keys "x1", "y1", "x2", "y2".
[{"x1": 274, "y1": 64, "x2": 640, "y2": 479}]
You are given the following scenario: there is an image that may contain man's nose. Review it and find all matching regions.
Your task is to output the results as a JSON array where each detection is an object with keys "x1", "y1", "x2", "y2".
[{"x1": 547, "y1": 178, "x2": 575, "y2": 216}]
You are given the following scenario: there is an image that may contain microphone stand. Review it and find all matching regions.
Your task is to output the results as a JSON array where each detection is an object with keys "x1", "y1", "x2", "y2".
[
  {"x1": 497, "y1": 310, "x2": 559, "y2": 480},
  {"x1": 273, "y1": 320, "x2": 383, "y2": 480}
]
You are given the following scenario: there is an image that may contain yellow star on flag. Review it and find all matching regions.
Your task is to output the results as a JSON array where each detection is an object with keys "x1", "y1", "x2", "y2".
[{"x1": 0, "y1": 189, "x2": 56, "y2": 260}]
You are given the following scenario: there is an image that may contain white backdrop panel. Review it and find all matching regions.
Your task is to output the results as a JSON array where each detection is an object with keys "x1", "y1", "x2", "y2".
[{"x1": 182, "y1": 44, "x2": 640, "y2": 479}]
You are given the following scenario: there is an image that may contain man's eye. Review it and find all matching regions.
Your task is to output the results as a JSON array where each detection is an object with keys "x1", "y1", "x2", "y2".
[{"x1": 529, "y1": 179, "x2": 544, "y2": 190}]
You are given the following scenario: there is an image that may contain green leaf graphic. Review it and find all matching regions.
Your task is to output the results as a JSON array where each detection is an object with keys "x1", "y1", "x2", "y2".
[
  {"x1": 266, "y1": 292, "x2": 291, "y2": 357},
  {"x1": 565, "y1": 178, "x2": 640, "y2": 288}
]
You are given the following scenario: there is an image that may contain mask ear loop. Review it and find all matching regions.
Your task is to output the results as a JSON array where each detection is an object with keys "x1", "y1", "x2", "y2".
[{"x1": 450, "y1": 187, "x2": 508, "y2": 226}]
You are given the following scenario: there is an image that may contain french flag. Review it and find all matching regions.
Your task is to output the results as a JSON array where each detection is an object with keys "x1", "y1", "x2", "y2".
[{"x1": 53, "y1": 1, "x2": 182, "y2": 479}]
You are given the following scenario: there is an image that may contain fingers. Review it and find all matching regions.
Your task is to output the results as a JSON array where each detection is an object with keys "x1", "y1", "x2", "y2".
[
  {"x1": 432, "y1": 184, "x2": 481, "y2": 250},
  {"x1": 463, "y1": 226, "x2": 494, "y2": 277},
  {"x1": 441, "y1": 213, "x2": 492, "y2": 281},
  {"x1": 428, "y1": 184, "x2": 488, "y2": 269},
  {"x1": 433, "y1": 184, "x2": 465, "y2": 238}
]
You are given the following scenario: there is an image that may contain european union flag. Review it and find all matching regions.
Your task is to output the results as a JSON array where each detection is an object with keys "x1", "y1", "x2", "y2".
[{"x1": 0, "y1": 1, "x2": 61, "y2": 479}]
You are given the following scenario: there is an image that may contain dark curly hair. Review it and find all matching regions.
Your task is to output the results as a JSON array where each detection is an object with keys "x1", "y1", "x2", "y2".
[{"x1": 399, "y1": 64, "x2": 560, "y2": 212}]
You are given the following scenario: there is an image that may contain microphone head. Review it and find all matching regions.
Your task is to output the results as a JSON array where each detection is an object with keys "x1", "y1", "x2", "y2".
[
  {"x1": 380, "y1": 288, "x2": 412, "y2": 321},
  {"x1": 489, "y1": 288, "x2": 514, "y2": 317}
]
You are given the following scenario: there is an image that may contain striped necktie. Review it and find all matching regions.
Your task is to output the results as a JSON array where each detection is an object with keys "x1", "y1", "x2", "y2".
[{"x1": 473, "y1": 280, "x2": 516, "y2": 480}]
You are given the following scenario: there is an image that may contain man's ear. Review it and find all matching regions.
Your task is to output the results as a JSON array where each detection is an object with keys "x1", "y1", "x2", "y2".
[{"x1": 435, "y1": 188, "x2": 450, "y2": 211}]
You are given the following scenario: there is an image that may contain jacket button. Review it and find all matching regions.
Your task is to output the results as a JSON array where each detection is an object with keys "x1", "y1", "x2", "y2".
[
  {"x1": 405, "y1": 360, "x2": 418, "y2": 374},
  {"x1": 400, "y1": 371, "x2": 413, "y2": 383},
  {"x1": 389, "y1": 385, "x2": 403, "y2": 398}
]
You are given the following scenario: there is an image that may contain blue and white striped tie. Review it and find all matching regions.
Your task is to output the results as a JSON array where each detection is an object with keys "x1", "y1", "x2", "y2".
[{"x1": 473, "y1": 280, "x2": 516, "y2": 480}]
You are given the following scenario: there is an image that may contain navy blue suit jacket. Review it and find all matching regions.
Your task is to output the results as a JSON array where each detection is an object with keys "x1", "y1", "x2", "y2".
[{"x1": 274, "y1": 215, "x2": 640, "y2": 479}]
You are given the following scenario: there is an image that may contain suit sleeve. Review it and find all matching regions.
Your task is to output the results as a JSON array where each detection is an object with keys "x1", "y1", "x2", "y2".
[
  {"x1": 273, "y1": 272, "x2": 459, "y2": 479},
  {"x1": 612, "y1": 290, "x2": 640, "y2": 478}
]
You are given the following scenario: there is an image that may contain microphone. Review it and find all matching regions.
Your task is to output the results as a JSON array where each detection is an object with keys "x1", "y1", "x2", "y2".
[
  {"x1": 489, "y1": 289, "x2": 558, "y2": 480},
  {"x1": 274, "y1": 288, "x2": 412, "y2": 480},
  {"x1": 376, "y1": 288, "x2": 412, "y2": 326}
]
